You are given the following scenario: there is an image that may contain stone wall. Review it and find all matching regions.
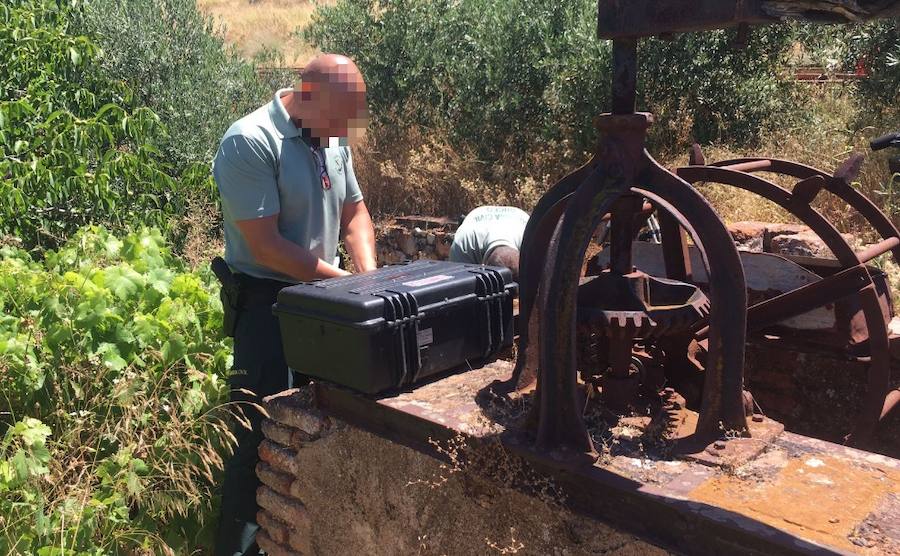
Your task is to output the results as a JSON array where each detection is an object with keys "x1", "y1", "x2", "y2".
[
  {"x1": 372, "y1": 216, "x2": 859, "y2": 266},
  {"x1": 255, "y1": 389, "x2": 669, "y2": 556},
  {"x1": 375, "y1": 217, "x2": 456, "y2": 265},
  {"x1": 727, "y1": 220, "x2": 858, "y2": 257},
  {"x1": 745, "y1": 341, "x2": 900, "y2": 458}
]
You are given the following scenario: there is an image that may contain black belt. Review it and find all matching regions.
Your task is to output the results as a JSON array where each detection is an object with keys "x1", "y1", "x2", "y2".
[
  {"x1": 234, "y1": 273, "x2": 294, "y2": 307},
  {"x1": 212, "y1": 257, "x2": 295, "y2": 337}
]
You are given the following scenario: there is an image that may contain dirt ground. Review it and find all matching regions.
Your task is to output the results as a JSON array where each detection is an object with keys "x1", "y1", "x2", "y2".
[{"x1": 290, "y1": 426, "x2": 670, "y2": 556}]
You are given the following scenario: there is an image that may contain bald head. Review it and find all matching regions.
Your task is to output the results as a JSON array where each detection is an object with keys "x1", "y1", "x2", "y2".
[
  {"x1": 288, "y1": 53, "x2": 369, "y2": 147},
  {"x1": 300, "y1": 54, "x2": 365, "y2": 95}
]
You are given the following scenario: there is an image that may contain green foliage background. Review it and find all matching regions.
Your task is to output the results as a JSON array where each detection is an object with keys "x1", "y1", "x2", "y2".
[
  {"x1": 73, "y1": 0, "x2": 290, "y2": 170},
  {"x1": 0, "y1": 0, "x2": 196, "y2": 249},
  {"x1": 0, "y1": 227, "x2": 233, "y2": 553},
  {"x1": 304, "y1": 0, "x2": 798, "y2": 158},
  {"x1": 1, "y1": 0, "x2": 898, "y2": 552},
  {"x1": 0, "y1": 0, "x2": 256, "y2": 552},
  {"x1": 849, "y1": 19, "x2": 900, "y2": 105}
]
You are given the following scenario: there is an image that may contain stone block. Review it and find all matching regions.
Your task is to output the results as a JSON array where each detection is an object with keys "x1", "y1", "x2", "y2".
[
  {"x1": 259, "y1": 439, "x2": 301, "y2": 477},
  {"x1": 261, "y1": 420, "x2": 299, "y2": 448},
  {"x1": 765, "y1": 223, "x2": 810, "y2": 237},
  {"x1": 257, "y1": 510, "x2": 291, "y2": 544},
  {"x1": 435, "y1": 238, "x2": 451, "y2": 259},
  {"x1": 747, "y1": 368, "x2": 797, "y2": 391},
  {"x1": 770, "y1": 230, "x2": 834, "y2": 258},
  {"x1": 255, "y1": 529, "x2": 297, "y2": 556},
  {"x1": 258, "y1": 485, "x2": 312, "y2": 531},
  {"x1": 750, "y1": 389, "x2": 801, "y2": 418},
  {"x1": 263, "y1": 395, "x2": 330, "y2": 437},
  {"x1": 728, "y1": 221, "x2": 767, "y2": 252},
  {"x1": 399, "y1": 232, "x2": 418, "y2": 257},
  {"x1": 257, "y1": 461, "x2": 295, "y2": 497},
  {"x1": 288, "y1": 530, "x2": 313, "y2": 555}
]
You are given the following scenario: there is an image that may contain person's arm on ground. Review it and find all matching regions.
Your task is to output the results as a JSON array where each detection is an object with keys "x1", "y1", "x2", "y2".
[
  {"x1": 341, "y1": 199, "x2": 377, "y2": 272},
  {"x1": 236, "y1": 214, "x2": 349, "y2": 281}
]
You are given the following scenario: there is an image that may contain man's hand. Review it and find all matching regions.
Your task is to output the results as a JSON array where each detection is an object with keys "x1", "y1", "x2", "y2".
[
  {"x1": 235, "y1": 214, "x2": 349, "y2": 281},
  {"x1": 341, "y1": 200, "x2": 377, "y2": 272}
]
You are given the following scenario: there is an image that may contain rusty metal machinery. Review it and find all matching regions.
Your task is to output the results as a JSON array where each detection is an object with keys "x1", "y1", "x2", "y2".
[
  {"x1": 509, "y1": 0, "x2": 900, "y2": 461},
  {"x1": 674, "y1": 148, "x2": 900, "y2": 447}
]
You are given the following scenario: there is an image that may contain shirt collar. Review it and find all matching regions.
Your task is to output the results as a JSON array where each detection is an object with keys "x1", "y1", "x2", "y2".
[{"x1": 268, "y1": 88, "x2": 302, "y2": 139}]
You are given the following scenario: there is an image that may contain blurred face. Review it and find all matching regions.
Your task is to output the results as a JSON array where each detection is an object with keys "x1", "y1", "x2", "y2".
[{"x1": 299, "y1": 72, "x2": 369, "y2": 147}]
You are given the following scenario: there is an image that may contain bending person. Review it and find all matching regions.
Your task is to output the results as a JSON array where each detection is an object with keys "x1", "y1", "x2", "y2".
[{"x1": 449, "y1": 205, "x2": 529, "y2": 280}]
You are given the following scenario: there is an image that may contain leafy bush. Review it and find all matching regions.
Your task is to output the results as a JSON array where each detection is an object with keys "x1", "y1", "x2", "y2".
[
  {"x1": 0, "y1": 0, "x2": 213, "y2": 250},
  {"x1": 638, "y1": 27, "x2": 797, "y2": 148},
  {"x1": 0, "y1": 226, "x2": 232, "y2": 554},
  {"x1": 848, "y1": 20, "x2": 900, "y2": 105},
  {"x1": 305, "y1": 0, "x2": 797, "y2": 159},
  {"x1": 75, "y1": 0, "x2": 290, "y2": 170}
]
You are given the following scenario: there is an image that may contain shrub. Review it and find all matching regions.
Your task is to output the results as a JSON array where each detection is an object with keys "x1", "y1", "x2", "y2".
[
  {"x1": 0, "y1": 226, "x2": 233, "y2": 554},
  {"x1": 75, "y1": 0, "x2": 293, "y2": 170},
  {"x1": 305, "y1": 0, "x2": 798, "y2": 159},
  {"x1": 638, "y1": 26, "x2": 797, "y2": 149},
  {"x1": 0, "y1": 0, "x2": 208, "y2": 250},
  {"x1": 848, "y1": 19, "x2": 900, "y2": 105}
]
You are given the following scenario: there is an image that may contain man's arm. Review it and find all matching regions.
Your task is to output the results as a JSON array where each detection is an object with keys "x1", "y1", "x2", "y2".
[
  {"x1": 341, "y1": 200, "x2": 377, "y2": 272},
  {"x1": 236, "y1": 215, "x2": 349, "y2": 281}
]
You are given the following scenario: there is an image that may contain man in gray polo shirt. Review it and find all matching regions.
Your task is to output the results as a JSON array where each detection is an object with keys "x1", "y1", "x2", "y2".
[
  {"x1": 213, "y1": 54, "x2": 376, "y2": 555},
  {"x1": 450, "y1": 205, "x2": 530, "y2": 280}
]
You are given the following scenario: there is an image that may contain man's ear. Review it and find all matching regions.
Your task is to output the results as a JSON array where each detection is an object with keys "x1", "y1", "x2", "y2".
[{"x1": 299, "y1": 80, "x2": 314, "y2": 102}]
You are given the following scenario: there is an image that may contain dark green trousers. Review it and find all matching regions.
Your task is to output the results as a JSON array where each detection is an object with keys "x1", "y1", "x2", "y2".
[{"x1": 214, "y1": 300, "x2": 290, "y2": 556}]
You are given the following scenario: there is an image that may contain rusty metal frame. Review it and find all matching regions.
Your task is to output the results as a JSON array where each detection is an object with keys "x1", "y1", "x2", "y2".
[
  {"x1": 597, "y1": 0, "x2": 900, "y2": 39},
  {"x1": 513, "y1": 3, "x2": 900, "y2": 460},
  {"x1": 676, "y1": 157, "x2": 900, "y2": 445},
  {"x1": 514, "y1": 39, "x2": 750, "y2": 463}
]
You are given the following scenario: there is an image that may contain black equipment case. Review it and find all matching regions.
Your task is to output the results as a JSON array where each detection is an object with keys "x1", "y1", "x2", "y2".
[{"x1": 273, "y1": 260, "x2": 516, "y2": 394}]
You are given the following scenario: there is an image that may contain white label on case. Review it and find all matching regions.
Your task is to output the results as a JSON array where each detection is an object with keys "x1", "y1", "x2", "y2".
[
  {"x1": 402, "y1": 274, "x2": 453, "y2": 287},
  {"x1": 417, "y1": 328, "x2": 434, "y2": 347}
]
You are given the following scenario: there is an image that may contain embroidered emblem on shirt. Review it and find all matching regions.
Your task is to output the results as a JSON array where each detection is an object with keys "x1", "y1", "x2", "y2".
[{"x1": 310, "y1": 147, "x2": 332, "y2": 191}]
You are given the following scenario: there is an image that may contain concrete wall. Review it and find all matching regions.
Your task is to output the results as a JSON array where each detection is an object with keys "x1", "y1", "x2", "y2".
[{"x1": 255, "y1": 389, "x2": 668, "y2": 556}]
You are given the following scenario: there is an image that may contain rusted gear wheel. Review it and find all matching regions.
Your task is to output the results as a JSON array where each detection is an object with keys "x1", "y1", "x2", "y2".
[
  {"x1": 577, "y1": 270, "x2": 710, "y2": 340},
  {"x1": 646, "y1": 387, "x2": 688, "y2": 442}
]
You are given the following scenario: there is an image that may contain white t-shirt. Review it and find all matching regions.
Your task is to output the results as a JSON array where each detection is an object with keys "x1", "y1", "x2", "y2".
[{"x1": 449, "y1": 206, "x2": 530, "y2": 264}]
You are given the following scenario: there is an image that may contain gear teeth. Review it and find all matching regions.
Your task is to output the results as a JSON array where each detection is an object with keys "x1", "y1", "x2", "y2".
[{"x1": 648, "y1": 387, "x2": 685, "y2": 440}]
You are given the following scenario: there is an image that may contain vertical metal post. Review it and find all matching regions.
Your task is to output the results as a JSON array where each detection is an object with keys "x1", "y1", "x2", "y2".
[
  {"x1": 611, "y1": 38, "x2": 638, "y2": 115},
  {"x1": 609, "y1": 196, "x2": 642, "y2": 275},
  {"x1": 659, "y1": 211, "x2": 693, "y2": 282}
]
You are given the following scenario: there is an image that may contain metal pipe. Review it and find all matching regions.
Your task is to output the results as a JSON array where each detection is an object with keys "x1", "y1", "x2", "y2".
[
  {"x1": 611, "y1": 39, "x2": 638, "y2": 115},
  {"x1": 719, "y1": 160, "x2": 772, "y2": 173},
  {"x1": 856, "y1": 237, "x2": 900, "y2": 264}
]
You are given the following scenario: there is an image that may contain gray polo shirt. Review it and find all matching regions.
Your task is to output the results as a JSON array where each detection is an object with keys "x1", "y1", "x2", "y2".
[
  {"x1": 213, "y1": 88, "x2": 363, "y2": 282},
  {"x1": 449, "y1": 206, "x2": 530, "y2": 264}
]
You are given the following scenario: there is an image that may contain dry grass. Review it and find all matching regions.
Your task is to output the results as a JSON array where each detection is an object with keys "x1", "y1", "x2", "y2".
[
  {"x1": 197, "y1": 0, "x2": 331, "y2": 66},
  {"x1": 664, "y1": 86, "x2": 900, "y2": 240},
  {"x1": 178, "y1": 193, "x2": 225, "y2": 271},
  {"x1": 0, "y1": 352, "x2": 237, "y2": 553},
  {"x1": 352, "y1": 86, "x2": 897, "y2": 250},
  {"x1": 353, "y1": 120, "x2": 585, "y2": 219}
]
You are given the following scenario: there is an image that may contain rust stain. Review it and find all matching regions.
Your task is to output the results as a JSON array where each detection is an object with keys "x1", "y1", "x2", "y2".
[{"x1": 689, "y1": 455, "x2": 900, "y2": 552}]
